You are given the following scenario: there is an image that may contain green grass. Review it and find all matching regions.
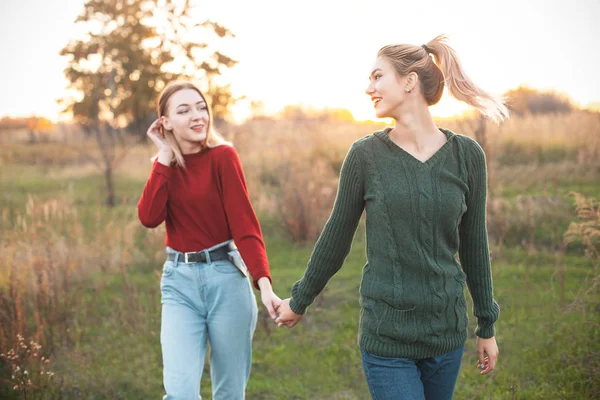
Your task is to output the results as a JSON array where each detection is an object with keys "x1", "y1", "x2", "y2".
[
  {"x1": 6, "y1": 237, "x2": 592, "y2": 400},
  {"x1": 1, "y1": 159, "x2": 598, "y2": 399}
]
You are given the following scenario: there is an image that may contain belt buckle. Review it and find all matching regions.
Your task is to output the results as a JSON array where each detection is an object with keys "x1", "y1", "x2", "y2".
[{"x1": 184, "y1": 252, "x2": 192, "y2": 264}]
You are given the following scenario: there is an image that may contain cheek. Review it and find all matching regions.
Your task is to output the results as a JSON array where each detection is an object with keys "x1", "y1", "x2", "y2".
[
  {"x1": 376, "y1": 79, "x2": 390, "y2": 96},
  {"x1": 167, "y1": 115, "x2": 187, "y2": 132}
]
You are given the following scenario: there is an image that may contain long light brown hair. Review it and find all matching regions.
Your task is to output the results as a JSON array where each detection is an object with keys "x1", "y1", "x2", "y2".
[
  {"x1": 156, "y1": 81, "x2": 230, "y2": 167},
  {"x1": 378, "y1": 34, "x2": 509, "y2": 122}
]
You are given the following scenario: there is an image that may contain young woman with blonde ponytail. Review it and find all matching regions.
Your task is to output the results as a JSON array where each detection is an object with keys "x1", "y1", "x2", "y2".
[
  {"x1": 276, "y1": 35, "x2": 505, "y2": 399},
  {"x1": 138, "y1": 81, "x2": 281, "y2": 399}
]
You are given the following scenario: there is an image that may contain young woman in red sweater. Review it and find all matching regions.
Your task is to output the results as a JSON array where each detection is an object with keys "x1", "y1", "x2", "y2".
[{"x1": 138, "y1": 81, "x2": 280, "y2": 400}]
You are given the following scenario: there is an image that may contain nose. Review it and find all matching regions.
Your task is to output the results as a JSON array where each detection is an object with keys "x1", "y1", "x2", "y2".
[
  {"x1": 365, "y1": 81, "x2": 375, "y2": 96},
  {"x1": 190, "y1": 109, "x2": 202, "y2": 120}
]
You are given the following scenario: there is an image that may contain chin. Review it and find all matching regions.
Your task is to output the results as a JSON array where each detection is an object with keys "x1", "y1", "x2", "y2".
[
  {"x1": 374, "y1": 108, "x2": 389, "y2": 119},
  {"x1": 191, "y1": 132, "x2": 207, "y2": 141}
]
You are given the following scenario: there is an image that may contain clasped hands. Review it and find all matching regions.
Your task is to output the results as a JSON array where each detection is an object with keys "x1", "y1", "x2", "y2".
[{"x1": 259, "y1": 290, "x2": 303, "y2": 328}]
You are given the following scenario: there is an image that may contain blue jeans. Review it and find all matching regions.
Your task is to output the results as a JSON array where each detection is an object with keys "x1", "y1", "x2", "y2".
[
  {"x1": 160, "y1": 246, "x2": 258, "y2": 400},
  {"x1": 361, "y1": 345, "x2": 465, "y2": 400}
]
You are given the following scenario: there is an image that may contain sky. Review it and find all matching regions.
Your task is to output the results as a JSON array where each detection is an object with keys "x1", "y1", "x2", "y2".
[{"x1": 1, "y1": 0, "x2": 599, "y2": 122}]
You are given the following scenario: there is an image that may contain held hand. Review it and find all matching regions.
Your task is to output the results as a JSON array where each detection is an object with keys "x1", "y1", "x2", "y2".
[
  {"x1": 146, "y1": 118, "x2": 172, "y2": 154},
  {"x1": 260, "y1": 289, "x2": 282, "y2": 320},
  {"x1": 476, "y1": 336, "x2": 499, "y2": 375},
  {"x1": 275, "y1": 298, "x2": 303, "y2": 328}
]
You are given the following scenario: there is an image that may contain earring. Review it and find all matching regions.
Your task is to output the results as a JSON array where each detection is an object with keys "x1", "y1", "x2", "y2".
[{"x1": 405, "y1": 88, "x2": 411, "y2": 93}]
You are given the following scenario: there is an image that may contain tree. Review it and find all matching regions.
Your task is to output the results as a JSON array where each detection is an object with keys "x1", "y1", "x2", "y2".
[
  {"x1": 504, "y1": 86, "x2": 574, "y2": 117},
  {"x1": 26, "y1": 116, "x2": 55, "y2": 144},
  {"x1": 59, "y1": 0, "x2": 237, "y2": 206}
]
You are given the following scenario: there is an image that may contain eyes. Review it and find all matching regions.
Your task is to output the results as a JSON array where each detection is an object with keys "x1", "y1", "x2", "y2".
[
  {"x1": 369, "y1": 74, "x2": 383, "y2": 82},
  {"x1": 177, "y1": 105, "x2": 208, "y2": 115}
]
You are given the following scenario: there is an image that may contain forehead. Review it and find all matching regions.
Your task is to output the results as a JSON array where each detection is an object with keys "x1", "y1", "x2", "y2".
[
  {"x1": 169, "y1": 88, "x2": 205, "y2": 108},
  {"x1": 371, "y1": 56, "x2": 393, "y2": 72}
]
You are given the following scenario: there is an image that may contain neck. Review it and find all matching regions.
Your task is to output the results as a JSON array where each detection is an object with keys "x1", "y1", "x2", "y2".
[
  {"x1": 177, "y1": 139, "x2": 204, "y2": 155},
  {"x1": 389, "y1": 99, "x2": 440, "y2": 148}
]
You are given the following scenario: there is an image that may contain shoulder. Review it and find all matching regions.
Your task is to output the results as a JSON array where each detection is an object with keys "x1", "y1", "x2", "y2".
[
  {"x1": 208, "y1": 145, "x2": 246, "y2": 174},
  {"x1": 450, "y1": 132, "x2": 486, "y2": 164},
  {"x1": 349, "y1": 130, "x2": 380, "y2": 154},
  {"x1": 210, "y1": 144, "x2": 240, "y2": 162},
  {"x1": 451, "y1": 132, "x2": 484, "y2": 152}
]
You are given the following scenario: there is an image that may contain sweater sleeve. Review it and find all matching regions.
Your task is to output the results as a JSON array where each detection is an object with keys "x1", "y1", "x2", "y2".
[
  {"x1": 137, "y1": 161, "x2": 172, "y2": 228},
  {"x1": 289, "y1": 143, "x2": 365, "y2": 315},
  {"x1": 458, "y1": 139, "x2": 500, "y2": 338},
  {"x1": 218, "y1": 146, "x2": 271, "y2": 290}
]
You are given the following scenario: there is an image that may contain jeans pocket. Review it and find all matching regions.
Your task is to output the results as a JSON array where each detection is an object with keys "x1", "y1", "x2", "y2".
[
  {"x1": 376, "y1": 301, "x2": 418, "y2": 344},
  {"x1": 162, "y1": 260, "x2": 175, "y2": 277},
  {"x1": 212, "y1": 260, "x2": 240, "y2": 275}
]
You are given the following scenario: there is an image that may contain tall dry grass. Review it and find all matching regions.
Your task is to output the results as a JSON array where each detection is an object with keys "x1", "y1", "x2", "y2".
[
  {"x1": 0, "y1": 196, "x2": 164, "y2": 375},
  {"x1": 230, "y1": 119, "x2": 379, "y2": 242},
  {"x1": 228, "y1": 111, "x2": 600, "y2": 244}
]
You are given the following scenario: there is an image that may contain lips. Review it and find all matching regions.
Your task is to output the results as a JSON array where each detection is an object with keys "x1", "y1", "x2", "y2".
[
  {"x1": 371, "y1": 97, "x2": 382, "y2": 107},
  {"x1": 190, "y1": 124, "x2": 205, "y2": 132}
]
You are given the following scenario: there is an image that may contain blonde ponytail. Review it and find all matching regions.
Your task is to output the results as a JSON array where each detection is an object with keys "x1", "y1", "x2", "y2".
[
  {"x1": 378, "y1": 34, "x2": 509, "y2": 122},
  {"x1": 425, "y1": 34, "x2": 509, "y2": 122}
]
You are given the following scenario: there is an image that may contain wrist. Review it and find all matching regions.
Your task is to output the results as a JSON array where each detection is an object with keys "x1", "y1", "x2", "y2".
[
  {"x1": 157, "y1": 150, "x2": 173, "y2": 166},
  {"x1": 257, "y1": 277, "x2": 273, "y2": 293},
  {"x1": 288, "y1": 298, "x2": 306, "y2": 315}
]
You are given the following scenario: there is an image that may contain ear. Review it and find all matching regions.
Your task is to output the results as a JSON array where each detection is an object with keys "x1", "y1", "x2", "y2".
[
  {"x1": 162, "y1": 116, "x2": 173, "y2": 131},
  {"x1": 406, "y1": 72, "x2": 419, "y2": 91}
]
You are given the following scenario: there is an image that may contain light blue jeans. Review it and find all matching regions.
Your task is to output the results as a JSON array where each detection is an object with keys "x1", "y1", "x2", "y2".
[
  {"x1": 160, "y1": 246, "x2": 258, "y2": 400},
  {"x1": 361, "y1": 345, "x2": 465, "y2": 400}
]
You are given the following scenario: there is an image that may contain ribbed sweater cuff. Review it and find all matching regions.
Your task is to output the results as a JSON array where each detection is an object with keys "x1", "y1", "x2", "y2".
[
  {"x1": 289, "y1": 297, "x2": 309, "y2": 315},
  {"x1": 476, "y1": 323, "x2": 496, "y2": 339}
]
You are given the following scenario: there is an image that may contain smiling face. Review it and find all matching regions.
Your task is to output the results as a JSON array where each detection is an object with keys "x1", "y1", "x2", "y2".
[
  {"x1": 365, "y1": 56, "x2": 412, "y2": 119},
  {"x1": 162, "y1": 88, "x2": 209, "y2": 153}
]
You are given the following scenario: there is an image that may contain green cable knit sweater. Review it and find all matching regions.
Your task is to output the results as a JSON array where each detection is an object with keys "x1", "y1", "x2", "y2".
[{"x1": 289, "y1": 127, "x2": 500, "y2": 359}]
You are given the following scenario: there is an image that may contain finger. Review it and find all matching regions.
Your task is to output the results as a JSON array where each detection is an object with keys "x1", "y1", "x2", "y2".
[
  {"x1": 287, "y1": 319, "x2": 298, "y2": 328},
  {"x1": 488, "y1": 353, "x2": 497, "y2": 370},
  {"x1": 478, "y1": 348, "x2": 485, "y2": 367},
  {"x1": 480, "y1": 357, "x2": 492, "y2": 375},
  {"x1": 147, "y1": 129, "x2": 162, "y2": 140},
  {"x1": 265, "y1": 302, "x2": 277, "y2": 320},
  {"x1": 148, "y1": 119, "x2": 161, "y2": 132},
  {"x1": 476, "y1": 358, "x2": 486, "y2": 372}
]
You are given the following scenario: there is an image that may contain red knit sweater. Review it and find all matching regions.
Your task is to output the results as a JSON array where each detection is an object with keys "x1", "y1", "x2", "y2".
[{"x1": 137, "y1": 145, "x2": 271, "y2": 289}]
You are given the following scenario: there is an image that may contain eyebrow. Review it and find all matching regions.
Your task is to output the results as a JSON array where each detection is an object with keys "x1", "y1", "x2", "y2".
[
  {"x1": 370, "y1": 68, "x2": 383, "y2": 77},
  {"x1": 176, "y1": 101, "x2": 206, "y2": 108}
]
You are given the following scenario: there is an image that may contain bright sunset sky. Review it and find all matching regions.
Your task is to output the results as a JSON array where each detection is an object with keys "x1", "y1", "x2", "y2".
[{"x1": 1, "y1": 0, "x2": 599, "y2": 122}]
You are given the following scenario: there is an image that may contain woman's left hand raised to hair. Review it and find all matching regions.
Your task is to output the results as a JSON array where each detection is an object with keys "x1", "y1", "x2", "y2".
[{"x1": 257, "y1": 277, "x2": 282, "y2": 320}]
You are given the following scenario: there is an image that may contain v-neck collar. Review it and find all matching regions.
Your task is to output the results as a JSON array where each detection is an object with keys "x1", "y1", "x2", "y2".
[{"x1": 374, "y1": 127, "x2": 455, "y2": 169}]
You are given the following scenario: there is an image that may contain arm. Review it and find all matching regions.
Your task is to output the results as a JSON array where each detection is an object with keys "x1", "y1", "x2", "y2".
[
  {"x1": 218, "y1": 146, "x2": 280, "y2": 318},
  {"x1": 218, "y1": 146, "x2": 272, "y2": 288},
  {"x1": 458, "y1": 139, "x2": 500, "y2": 338},
  {"x1": 458, "y1": 139, "x2": 500, "y2": 374},
  {"x1": 285, "y1": 143, "x2": 365, "y2": 317},
  {"x1": 138, "y1": 119, "x2": 173, "y2": 228}
]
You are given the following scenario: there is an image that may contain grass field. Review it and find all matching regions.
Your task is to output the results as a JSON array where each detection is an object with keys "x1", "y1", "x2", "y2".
[{"x1": 1, "y1": 112, "x2": 599, "y2": 399}]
